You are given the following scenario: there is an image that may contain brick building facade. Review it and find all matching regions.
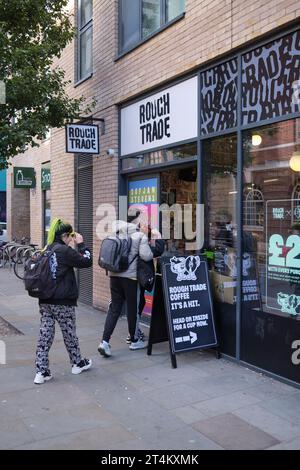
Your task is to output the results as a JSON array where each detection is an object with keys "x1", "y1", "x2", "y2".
[{"x1": 5, "y1": 1, "x2": 300, "y2": 384}]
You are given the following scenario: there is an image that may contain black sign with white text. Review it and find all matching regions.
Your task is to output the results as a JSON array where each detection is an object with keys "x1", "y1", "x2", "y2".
[
  {"x1": 65, "y1": 124, "x2": 99, "y2": 154},
  {"x1": 162, "y1": 256, "x2": 218, "y2": 354}
]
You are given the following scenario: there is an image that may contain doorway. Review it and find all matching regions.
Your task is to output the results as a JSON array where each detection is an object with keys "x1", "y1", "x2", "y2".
[{"x1": 203, "y1": 134, "x2": 238, "y2": 356}]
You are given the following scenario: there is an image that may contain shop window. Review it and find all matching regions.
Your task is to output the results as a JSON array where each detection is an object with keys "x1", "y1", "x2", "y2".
[
  {"x1": 43, "y1": 190, "x2": 51, "y2": 246},
  {"x1": 120, "y1": 0, "x2": 185, "y2": 54},
  {"x1": 77, "y1": 0, "x2": 93, "y2": 81},
  {"x1": 244, "y1": 186, "x2": 264, "y2": 229},
  {"x1": 121, "y1": 142, "x2": 197, "y2": 170},
  {"x1": 201, "y1": 59, "x2": 238, "y2": 135},
  {"x1": 241, "y1": 118, "x2": 300, "y2": 384},
  {"x1": 203, "y1": 134, "x2": 237, "y2": 357},
  {"x1": 242, "y1": 30, "x2": 300, "y2": 125},
  {"x1": 292, "y1": 182, "x2": 300, "y2": 224}
]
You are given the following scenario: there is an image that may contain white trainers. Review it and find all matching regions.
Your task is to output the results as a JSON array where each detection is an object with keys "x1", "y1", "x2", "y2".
[
  {"x1": 71, "y1": 358, "x2": 92, "y2": 375},
  {"x1": 98, "y1": 340, "x2": 111, "y2": 358},
  {"x1": 129, "y1": 339, "x2": 147, "y2": 350},
  {"x1": 34, "y1": 370, "x2": 53, "y2": 384}
]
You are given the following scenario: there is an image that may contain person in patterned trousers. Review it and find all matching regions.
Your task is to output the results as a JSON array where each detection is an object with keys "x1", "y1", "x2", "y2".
[{"x1": 34, "y1": 218, "x2": 93, "y2": 384}]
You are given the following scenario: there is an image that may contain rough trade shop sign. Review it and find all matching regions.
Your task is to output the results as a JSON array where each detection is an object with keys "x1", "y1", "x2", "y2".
[{"x1": 65, "y1": 124, "x2": 99, "y2": 154}]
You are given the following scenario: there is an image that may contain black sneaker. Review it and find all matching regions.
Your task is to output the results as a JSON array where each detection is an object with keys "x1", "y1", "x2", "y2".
[
  {"x1": 72, "y1": 358, "x2": 92, "y2": 375},
  {"x1": 126, "y1": 329, "x2": 145, "y2": 344}
]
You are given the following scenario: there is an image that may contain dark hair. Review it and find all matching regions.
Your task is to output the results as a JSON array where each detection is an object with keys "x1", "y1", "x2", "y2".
[{"x1": 128, "y1": 210, "x2": 141, "y2": 224}]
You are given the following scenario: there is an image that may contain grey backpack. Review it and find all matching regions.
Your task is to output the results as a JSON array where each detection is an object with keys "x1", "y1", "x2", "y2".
[{"x1": 98, "y1": 234, "x2": 135, "y2": 273}]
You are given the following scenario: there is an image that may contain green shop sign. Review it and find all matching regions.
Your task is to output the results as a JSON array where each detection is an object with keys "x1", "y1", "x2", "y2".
[
  {"x1": 41, "y1": 168, "x2": 51, "y2": 190},
  {"x1": 13, "y1": 167, "x2": 36, "y2": 189}
]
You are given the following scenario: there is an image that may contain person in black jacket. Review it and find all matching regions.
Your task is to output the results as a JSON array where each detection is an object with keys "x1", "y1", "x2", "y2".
[{"x1": 34, "y1": 218, "x2": 93, "y2": 384}]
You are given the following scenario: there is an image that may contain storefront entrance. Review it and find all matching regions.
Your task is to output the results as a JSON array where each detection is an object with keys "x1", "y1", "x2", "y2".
[
  {"x1": 203, "y1": 135, "x2": 238, "y2": 357},
  {"x1": 120, "y1": 26, "x2": 300, "y2": 385}
]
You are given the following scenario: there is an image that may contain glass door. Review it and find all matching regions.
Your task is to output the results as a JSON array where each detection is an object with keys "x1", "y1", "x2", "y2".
[{"x1": 203, "y1": 134, "x2": 238, "y2": 356}]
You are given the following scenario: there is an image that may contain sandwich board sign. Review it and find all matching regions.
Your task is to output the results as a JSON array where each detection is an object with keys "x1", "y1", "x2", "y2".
[
  {"x1": 65, "y1": 123, "x2": 99, "y2": 154},
  {"x1": 148, "y1": 255, "x2": 219, "y2": 368}
]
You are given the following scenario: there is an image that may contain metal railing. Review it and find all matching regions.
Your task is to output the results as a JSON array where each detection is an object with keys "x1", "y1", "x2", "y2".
[{"x1": 0, "y1": 240, "x2": 40, "y2": 280}]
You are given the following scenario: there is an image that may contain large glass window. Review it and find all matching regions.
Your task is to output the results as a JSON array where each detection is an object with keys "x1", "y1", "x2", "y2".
[
  {"x1": 120, "y1": 0, "x2": 140, "y2": 51},
  {"x1": 120, "y1": 0, "x2": 185, "y2": 53},
  {"x1": 78, "y1": 0, "x2": 93, "y2": 81},
  {"x1": 166, "y1": 0, "x2": 185, "y2": 22},
  {"x1": 121, "y1": 142, "x2": 197, "y2": 170},
  {"x1": 242, "y1": 118, "x2": 300, "y2": 383},
  {"x1": 204, "y1": 135, "x2": 237, "y2": 356},
  {"x1": 142, "y1": 0, "x2": 161, "y2": 38}
]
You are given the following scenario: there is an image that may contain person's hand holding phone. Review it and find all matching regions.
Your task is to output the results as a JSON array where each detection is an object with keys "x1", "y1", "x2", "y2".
[{"x1": 73, "y1": 232, "x2": 84, "y2": 245}]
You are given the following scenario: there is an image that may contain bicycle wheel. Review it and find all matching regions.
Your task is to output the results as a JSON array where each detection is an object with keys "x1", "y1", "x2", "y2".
[{"x1": 13, "y1": 258, "x2": 26, "y2": 280}]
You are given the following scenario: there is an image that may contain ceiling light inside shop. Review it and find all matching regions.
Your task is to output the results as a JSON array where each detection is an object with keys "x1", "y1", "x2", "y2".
[
  {"x1": 252, "y1": 134, "x2": 262, "y2": 146},
  {"x1": 289, "y1": 151, "x2": 300, "y2": 172},
  {"x1": 264, "y1": 178, "x2": 279, "y2": 183}
]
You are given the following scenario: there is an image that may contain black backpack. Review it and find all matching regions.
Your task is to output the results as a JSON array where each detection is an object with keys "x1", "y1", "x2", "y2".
[
  {"x1": 24, "y1": 248, "x2": 58, "y2": 299},
  {"x1": 98, "y1": 234, "x2": 136, "y2": 273},
  {"x1": 137, "y1": 258, "x2": 155, "y2": 292}
]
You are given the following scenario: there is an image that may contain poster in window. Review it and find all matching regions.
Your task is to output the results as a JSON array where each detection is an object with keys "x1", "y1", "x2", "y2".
[{"x1": 266, "y1": 199, "x2": 300, "y2": 316}]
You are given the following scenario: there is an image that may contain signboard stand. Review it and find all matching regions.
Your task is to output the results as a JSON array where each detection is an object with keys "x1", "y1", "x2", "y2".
[
  {"x1": 147, "y1": 274, "x2": 178, "y2": 368},
  {"x1": 148, "y1": 256, "x2": 220, "y2": 368}
]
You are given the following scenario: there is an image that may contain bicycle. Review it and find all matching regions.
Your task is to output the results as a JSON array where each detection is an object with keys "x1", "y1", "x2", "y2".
[{"x1": 13, "y1": 245, "x2": 40, "y2": 280}]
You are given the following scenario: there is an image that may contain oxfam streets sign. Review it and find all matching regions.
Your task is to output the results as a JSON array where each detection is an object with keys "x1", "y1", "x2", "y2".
[
  {"x1": 65, "y1": 124, "x2": 99, "y2": 154},
  {"x1": 120, "y1": 76, "x2": 198, "y2": 156},
  {"x1": 13, "y1": 167, "x2": 36, "y2": 189}
]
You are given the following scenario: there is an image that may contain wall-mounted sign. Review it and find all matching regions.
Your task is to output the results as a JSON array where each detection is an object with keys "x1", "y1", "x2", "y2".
[
  {"x1": 65, "y1": 124, "x2": 99, "y2": 154},
  {"x1": 41, "y1": 168, "x2": 51, "y2": 190},
  {"x1": 267, "y1": 199, "x2": 300, "y2": 316},
  {"x1": 121, "y1": 76, "x2": 198, "y2": 156},
  {"x1": 13, "y1": 167, "x2": 36, "y2": 189}
]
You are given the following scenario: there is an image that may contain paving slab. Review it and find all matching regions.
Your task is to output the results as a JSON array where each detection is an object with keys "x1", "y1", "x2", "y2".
[
  {"x1": 1, "y1": 268, "x2": 300, "y2": 450},
  {"x1": 192, "y1": 413, "x2": 280, "y2": 450}
]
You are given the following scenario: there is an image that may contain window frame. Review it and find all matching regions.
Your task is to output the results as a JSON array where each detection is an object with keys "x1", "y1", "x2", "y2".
[
  {"x1": 118, "y1": 0, "x2": 185, "y2": 57},
  {"x1": 76, "y1": 0, "x2": 93, "y2": 84}
]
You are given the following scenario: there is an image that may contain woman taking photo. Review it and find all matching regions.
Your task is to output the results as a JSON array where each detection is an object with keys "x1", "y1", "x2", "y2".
[{"x1": 34, "y1": 218, "x2": 93, "y2": 384}]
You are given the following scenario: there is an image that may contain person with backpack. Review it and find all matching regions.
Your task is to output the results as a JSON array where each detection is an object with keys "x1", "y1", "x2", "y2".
[
  {"x1": 98, "y1": 214, "x2": 153, "y2": 357},
  {"x1": 31, "y1": 218, "x2": 93, "y2": 384},
  {"x1": 126, "y1": 226, "x2": 165, "y2": 344}
]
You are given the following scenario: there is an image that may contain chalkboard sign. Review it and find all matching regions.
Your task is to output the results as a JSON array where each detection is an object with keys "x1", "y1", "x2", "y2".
[{"x1": 162, "y1": 255, "x2": 218, "y2": 354}]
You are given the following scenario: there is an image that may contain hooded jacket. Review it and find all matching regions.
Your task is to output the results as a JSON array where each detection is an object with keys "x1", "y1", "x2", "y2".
[
  {"x1": 109, "y1": 221, "x2": 153, "y2": 280},
  {"x1": 39, "y1": 240, "x2": 92, "y2": 306}
]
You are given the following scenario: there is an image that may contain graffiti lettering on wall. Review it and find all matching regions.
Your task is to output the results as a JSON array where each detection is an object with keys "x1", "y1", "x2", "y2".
[
  {"x1": 201, "y1": 59, "x2": 238, "y2": 135},
  {"x1": 242, "y1": 30, "x2": 300, "y2": 124}
]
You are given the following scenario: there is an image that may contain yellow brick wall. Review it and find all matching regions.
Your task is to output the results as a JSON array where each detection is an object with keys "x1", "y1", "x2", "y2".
[{"x1": 7, "y1": 140, "x2": 50, "y2": 246}]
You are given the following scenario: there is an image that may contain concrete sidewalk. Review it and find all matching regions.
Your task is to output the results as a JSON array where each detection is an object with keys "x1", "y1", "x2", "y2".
[{"x1": 1, "y1": 268, "x2": 300, "y2": 450}]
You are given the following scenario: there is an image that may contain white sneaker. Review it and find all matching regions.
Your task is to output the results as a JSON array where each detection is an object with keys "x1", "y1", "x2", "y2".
[
  {"x1": 72, "y1": 358, "x2": 92, "y2": 375},
  {"x1": 34, "y1": 370, "x2": 53, "y2": 384},
  {"x1": 129, "y1": 339, "x2": 147, "y2": 350},
  {"x1": 98, "y1": 340, "x2": 111, "y2": 358}
]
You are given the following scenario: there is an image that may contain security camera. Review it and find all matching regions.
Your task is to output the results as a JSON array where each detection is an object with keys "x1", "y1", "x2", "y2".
[{"x1": 106, "y1": 148, "x2": 115, "y2": 156}]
